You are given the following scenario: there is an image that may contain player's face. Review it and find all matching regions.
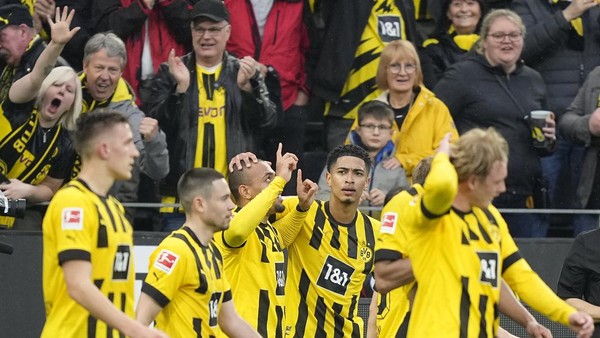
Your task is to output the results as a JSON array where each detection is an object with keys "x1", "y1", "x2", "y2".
[
  {"x1": 191, "y1": 19, "x2": 231, "y2": 67},
  {"x1": 83, "y1": 48, "x2": 123, "y2": 102},
  {"x1": 245, "y1": 161, "x2": 284, "y2": 214},
  {"x1": 106, "y1": 123, "x2": 140, "y2": 181},
  {"x1": 470, "y1": 160, "x2": 507, "y2": 208},
  {"x1": 204, "y1": 178, "x2": 236, "y2": 231},
  {"x1": 326, "y1": 156, "x2": 370, "y2": 205}
]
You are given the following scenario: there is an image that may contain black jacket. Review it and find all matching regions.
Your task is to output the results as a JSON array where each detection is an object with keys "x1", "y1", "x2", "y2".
[
  {"x1": 512, "y1": 0, "x2": 600, "y2": 117},
  {"x1": 145, "y1": 51, "x2": 278, "y2": 196},
  {"x1": 434, "y1": 52, "x2": 553, "y2": 195}
]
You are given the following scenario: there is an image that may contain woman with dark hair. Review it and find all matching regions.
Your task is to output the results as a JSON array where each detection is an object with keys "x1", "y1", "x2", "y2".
[{"x1": 421, "y1": 0, "x2": 488, "y2": 88}]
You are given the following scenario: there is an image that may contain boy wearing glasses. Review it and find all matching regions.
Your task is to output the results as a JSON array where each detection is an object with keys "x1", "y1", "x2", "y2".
[{"x1": 317, "y1": 100, "x2": 409, "y2": 214}]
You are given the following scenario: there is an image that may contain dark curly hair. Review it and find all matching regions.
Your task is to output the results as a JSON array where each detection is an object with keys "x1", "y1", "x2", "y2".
[{"x1": 326, "y1": 144, "x2": 372, "y2": 174}]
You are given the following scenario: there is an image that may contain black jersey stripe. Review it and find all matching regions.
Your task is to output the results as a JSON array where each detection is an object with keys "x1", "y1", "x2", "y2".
[
  {"x1": 99, "y1": 198, "x2": 118, "y2": 233},
  {"x1": 193, "y1": 317, "x2": 202, "y2": 338},
  {"x1": 347, "y1": 217, "x2": 358, "y2": 259},
  {"x1": 172, "y1": 233, "x2": 208, "y2": 294},
  {"x1": 349, "y1": 295, "x2": 360, "y2": 338},
  {"x1": 208, "y1": 245, "x2": 221, "y2": 278},
  {"x1": 362, "y1": 215, "x2": 375, "y2": 273},
  {"x1": 375, "y1": 249, "x2": 402, "y2": 263},
  {"x1": 477, "y1": 218, "x2": 492, "y2": 244},
  {"x1": 314, "y1": 296, "x2": 327, "y2": 337},
  {"x1": 258, "y1": 289, "x2": 269, "y2": 337},
  {"x1": 478, "y1": 295, "x2": 488, "y2": 338},
  {"x1": 294, "y1": 270, "x2": 311, "y2": 338},
  {"x1": 256, "y1": 227, "x2": 270, "y2": 263},
  {"x1": 309, "y1": 206, "x2": 326, "y2": 250},
  {"x1": 87, "y1": 279, "x2": 104, "y2": 338},
  {"x1": 459, "y1": 276, "x2": 470, "y2": 338},
  {"x1": 275, "y1": 305, "x2": 284, "y2": 338},
  {"x1": 502, "y1": 251, "x2": 522, "y2": 274},
  {"x1": 141, "y1": 282, "x2": 170, "y2": 308},
  {"x1": 201, "y1": 122, "x2": 216, "y2": 172},
  {"x1": 332, "y1": 302, "x2": 345, "y2": 338},
  {"x1": 330, "y1": 220, "x2": 341, "y2": 250}
]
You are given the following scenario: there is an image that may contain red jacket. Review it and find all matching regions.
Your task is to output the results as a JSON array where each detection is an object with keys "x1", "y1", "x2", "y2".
[
  {"x1": 94, "y1": 0, "x2": 193, "y2": 105},
  {"x1": 225, "y1": 0, "x2": 309, "y2": 110}
]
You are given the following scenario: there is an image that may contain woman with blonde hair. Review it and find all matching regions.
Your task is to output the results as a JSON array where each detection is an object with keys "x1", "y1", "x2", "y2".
[
  {"x1": 353, "y1": 39, "x2": 458, "y2": 180},
  {"x1": 0, "y1": 7, "x2": 81, "y2": 229}
]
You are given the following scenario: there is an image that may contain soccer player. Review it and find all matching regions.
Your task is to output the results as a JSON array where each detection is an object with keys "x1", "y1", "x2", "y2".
[
  {"x1": 275, "y1": 144, "x2": 380, "y2": 337},
  {"x1": 136, "y1": 168, "x2": 260, "y2": 337},
  {"x1": 215, "y1": 144, "x2": 318, "y2": 337},
  {"x1": 403, "y1": 128, "x2": 594, "y2": 337},
  {"x1": 41, "y1": 111, "x2": 166, "y2": 337}
]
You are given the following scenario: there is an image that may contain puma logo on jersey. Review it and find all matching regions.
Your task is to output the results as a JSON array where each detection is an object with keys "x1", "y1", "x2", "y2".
[
  {"x1": 154, "y1": 249, "x2": 179, "y2": 274},
  {"x1": 61, "y1": 208, "x2": 83, "y2": 230}
]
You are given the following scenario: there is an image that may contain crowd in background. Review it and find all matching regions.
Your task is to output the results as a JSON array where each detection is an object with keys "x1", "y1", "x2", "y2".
[{"x1": 1, "y1": 0, "x2": 599, "y2": 238}]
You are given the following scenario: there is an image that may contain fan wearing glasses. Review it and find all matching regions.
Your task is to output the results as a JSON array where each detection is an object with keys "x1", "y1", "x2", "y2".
[{"x1": 317, "y1": 100, "x2": 409, "y2": 216}]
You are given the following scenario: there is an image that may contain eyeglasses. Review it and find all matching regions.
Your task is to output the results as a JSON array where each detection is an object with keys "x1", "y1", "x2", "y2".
[
  {"x1": 487, "y1": 31, "x2": 523, "y2": 42},
  {"x1": 387, "y1": 63, "x2": 417, "y2": 75},
  {"x1": 359, "y1": 124, "x2": 393, "y2": 132},
  {"x1": 192, "y1": 25, "x2": 229, "y2": 36}
]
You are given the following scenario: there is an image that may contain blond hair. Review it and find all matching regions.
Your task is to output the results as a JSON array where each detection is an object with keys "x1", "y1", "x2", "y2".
[
  {"x1": 450, "y1": 128, "x2": 508, "y2": 182},
  {"x1": 36, "y1": 66, "x2": 82, "y2": 131},
  {"x1": 376, "y1": 40, "x2": 423, "y2": 90}
]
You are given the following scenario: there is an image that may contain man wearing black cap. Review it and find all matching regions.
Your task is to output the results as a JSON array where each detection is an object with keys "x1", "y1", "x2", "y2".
[
  {"x1": 0, "y1": 4, "x2": 66, "y2": 117},
  {"x1": 145, "y1": 0, "x2": 278, "y2": 231}
]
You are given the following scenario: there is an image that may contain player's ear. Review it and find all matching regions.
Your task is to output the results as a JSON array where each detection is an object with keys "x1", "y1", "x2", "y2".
[
  {"x1": 96, "y1": 142, "x2": 110, "y2": 160},
  {"x1": 239, "y1": 184, "x2": 251, "y2": 200},
  {"x1": 193, "y1": 196, "x2": 206, "y2": 213},
  {"x1": 325, "y1": 171, "x2": 332, "y2": 187}
]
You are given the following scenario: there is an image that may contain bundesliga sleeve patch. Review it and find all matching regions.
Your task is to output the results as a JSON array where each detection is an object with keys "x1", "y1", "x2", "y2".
[
  {"x1": 381, "y1": 212, "x2": 398, "y2": 234},
  {"x1": 154, "y1": 249, "x2": 179, "y2": 274},
  {"x1": 61, "y1": 208, "x2": 83, "y2": 230}
]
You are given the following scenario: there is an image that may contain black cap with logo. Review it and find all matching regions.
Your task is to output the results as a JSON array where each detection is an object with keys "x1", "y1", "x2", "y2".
[{"x1": 0, "y1": 4, "x2": 33, "y2": 30}]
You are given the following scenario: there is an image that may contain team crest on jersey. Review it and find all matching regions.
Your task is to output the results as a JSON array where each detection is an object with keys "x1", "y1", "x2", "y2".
[
  {"x1": 360, "y1": 244, "x2": 373, "y2": 262},
  {"x1": 381, "y1": 212, "x2": 398, "y2": 234},
  {"x1": 154, "y1": 249, "x2": 179, "y2": 274},
  {"x1": 61, "y1": 208, "x2": 83, "y2": 230}
]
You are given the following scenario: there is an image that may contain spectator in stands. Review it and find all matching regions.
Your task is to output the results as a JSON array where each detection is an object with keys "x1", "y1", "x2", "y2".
[
  {"x1": 512, "y1": 0, "x2": 600, "y2": 236},
  {"x1": 93, "y1": 0, "x2": 194, "y2": 106},
  {"x1": 434, "y1": 9, "x2": 556, "y2": 237},
  {"x1": 32, "y1": 0, "x2": 92, "y2": 71},
  {"x1": 0, "y1": 7, "x2": 80, "y2": 229},
  {"x1": 144, "y1": 0, "x2": 277, "y2": 231},
  {"x1": 0, "y1": 4, "x2": 67, "y2": 115},
  {"x1": 558, "y1": 228, "x2": 600, "y2": 337},
  {"x1": 224, "y1": 0, "x2": 308, "y2": 196},
  {"x1": 421, "y1": 0, "x2": 488, "y2": 88},
  {"x1": 78, "y1": 32, "x2": 169, "y2": 221},
  {"x1": 559, "y1": 66, "x2": 600, "y2": 233},
  {"x1": 359, "y1": 40, "x2": 458, "y2": 179},
  {"x1": 309, "y1": 0, "x2": 420, "y2": 150},
  {"x1": 316, "y1": 100, "x2": 409, "y2": 217}
]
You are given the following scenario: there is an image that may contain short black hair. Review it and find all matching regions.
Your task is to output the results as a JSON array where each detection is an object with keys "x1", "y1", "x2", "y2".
[
  {"x1": 177, "y1": 167, "x2": 225, "y2": 212},
  {"x1": 326, "y1": 144, "x2": 372, "y2": 174},
  {"x1": 74, "y1": 110, "x2": 128, "y2": 156},
  {"x1": 358, "y1": 100, "x2": 394, "y2": 125}
]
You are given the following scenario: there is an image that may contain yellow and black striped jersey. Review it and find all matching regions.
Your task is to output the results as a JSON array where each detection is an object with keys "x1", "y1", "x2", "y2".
[
  {"x1": 41, "y1": 179, "x2": 134, "y2": 338},
  {"x1": 142, "y1": 226, "x2": 231, "y2": 338},
  {"x1": 374, "y1": 185, "x2": 423, "y2": 337},
  {"x1": 195, "y1": 64, "x2": 227, "y2": 176},
  {"x1": 213, "y1": 177, "x2": 287, "y2": 337},
  {"x1": 324, "y1": 0, "x2": 407, "y2": 120},
  {"x1": 404, "y1": 154, "x2": 575, "y2": 337},
  {"x1": 279, "y1": 198, "x2": 380, "y2": 338}
]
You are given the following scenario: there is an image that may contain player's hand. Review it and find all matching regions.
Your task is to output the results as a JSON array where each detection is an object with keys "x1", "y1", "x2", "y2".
[
  {"x1": 237, "y1": 56, "x2": 259, "y2": 92},
  {"x1": 568, "y1": 311, "x2": 594, "y2": 338},
  {"x1": 228, "y1": 152, "x2": 258, "y2": 172},
  {"x1": 296, "y1": 169, "x2": 317, "y2": 211},
  {"x1": 139, "y1": 117, "x2": 159, "y2": 141},
  {"x1": 0, "y1": 179, "x2": 33, "y2": 200},
  {"x1": 275, "y1": 143, "x2": 298, "y2": 183},
  {"x1": 382, "y1": 156, "x2": 401, "y2": 170},
  {"x1": 168, "y1": 49, "x2": 189, "y2": 93},
  {"x1": 367, "y1": 188, "x2": 385, "y2": 207},
  {"x1": 48, "y1": 6, "x2": 80, "y2": 46},
  {"x1": 525, "y1": 320, "x2": 553, "y2": 338}
]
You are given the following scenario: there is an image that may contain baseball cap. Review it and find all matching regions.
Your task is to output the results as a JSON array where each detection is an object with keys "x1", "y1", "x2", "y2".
[
  {"x1": 191, "y1": 0, "x2": 230, "y2": 23},
  {"x1": 0, "y1": 4, "x2": 33, "y2": 30}
]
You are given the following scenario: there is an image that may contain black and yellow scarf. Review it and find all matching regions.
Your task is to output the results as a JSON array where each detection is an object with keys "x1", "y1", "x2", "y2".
[{"x1": 0, "y1": 108, "x2": 62, "y2": 184}]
